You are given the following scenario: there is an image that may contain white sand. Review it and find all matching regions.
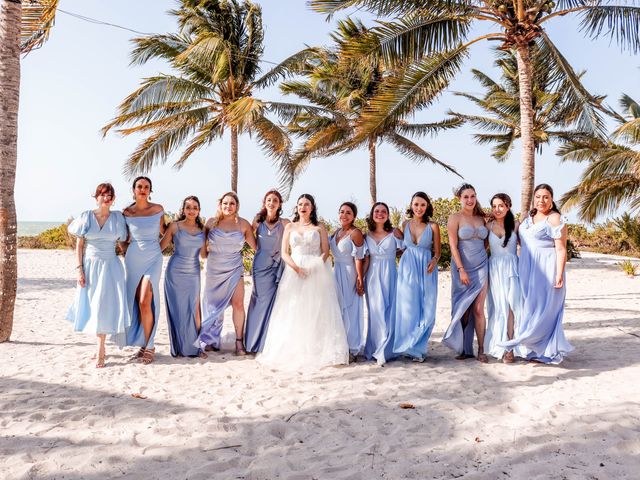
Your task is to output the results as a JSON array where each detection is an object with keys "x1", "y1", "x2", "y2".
[{"x1": 1, "y1": 249, "x2": 640, "y2": 479}]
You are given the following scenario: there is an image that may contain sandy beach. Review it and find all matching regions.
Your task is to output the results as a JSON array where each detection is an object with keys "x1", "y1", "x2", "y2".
[{"x1": 1, "y1": 248, "x2": 640, "y2": 479}]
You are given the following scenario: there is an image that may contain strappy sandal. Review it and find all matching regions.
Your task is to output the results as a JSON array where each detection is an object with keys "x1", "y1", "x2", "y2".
[
  {"x1": 129, "y1": 348, "x2": 145, "y2": 361},
  {"x1": 141, "y1": 348, "x2": 155, "y2": 365},
  {"x1": 235, "y1": 338, "x2": 247, "y2": 356}
]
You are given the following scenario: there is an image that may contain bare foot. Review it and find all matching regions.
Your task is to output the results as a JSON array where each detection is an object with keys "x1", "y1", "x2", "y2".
[
  {"x1": 198, "y1": 350, "x2": 208, "y2": 359},
  {"x1": 477, "y1": 353, "x2": 489, "y2": 363},
  {"x1": 503, "y1": 351, "x2": 515, "y2": 364}
]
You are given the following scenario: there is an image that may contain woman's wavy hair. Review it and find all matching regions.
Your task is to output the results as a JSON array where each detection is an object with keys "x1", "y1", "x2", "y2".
[
  {"x1": 178, "y1": 196, "x2": 204, "y2": 230},
  {"x1": 406, "y1": 191, "x2": 433, "y2": 223},
  {"x1": 129, "y1": 176, "x2": 153, "y2": 205},
  {"x1": 339, "y1": 202, "x2": 358, "y2": 228},
  {"x1": 490, "y1": 193, "x2": 515, "y2": 248},
  {"x1": 366, "y1": 202, "x2": 393, "y2": 232},
  {"x1": 529, "y1": 183, "x2": 561, "y2": 217},
  {"x1": 213, "y1": 191, "x2": 240, "y2": 227},
  {"x1": 293, "y1": 193, "x2": 318, "y2": 226},
  {"x1": 255, "y1": 189, "x2": 283, "y2": 224},
  {"x1": 456, "y1": 183, "x2": 485, "y2": 218}
]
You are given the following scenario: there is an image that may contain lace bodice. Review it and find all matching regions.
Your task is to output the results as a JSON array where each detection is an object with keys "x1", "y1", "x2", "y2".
[{"x1": 290, "y1": 229, "x2": 321, "y2": 257}]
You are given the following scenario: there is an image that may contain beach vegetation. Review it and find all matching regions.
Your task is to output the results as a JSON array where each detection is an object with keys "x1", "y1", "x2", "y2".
[{"x1": 617, "y1": 259, "x2": 639, "y2": 277}]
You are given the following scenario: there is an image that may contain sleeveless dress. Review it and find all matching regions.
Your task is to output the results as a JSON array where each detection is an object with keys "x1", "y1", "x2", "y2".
[
  {"x1": 393, "y1": 223, "x2": 438, "y2": 361},
  {"x1": 500, "y1": 217, "x2": 574, "y2": 364},
  {"x1": 363, "y1": 233, "x2": 401, "y2": 365},
  {"x1": 442, "y1": 224, "x2": 489, "y2": 356},
  {"x1": 330, "y1": 230, "x2": 365, "y2": 356},
  {"x1": 66, "y1": 210, "x2": 129, "y2": 341},
  {"x1": 124, "y1": 211, "x2": 163, "y2": 349},
  {"x1": 257, "y1": 229, "x2": 349, "y2": 371},
  {"x1": 245, "y1": 221, "x2": 285, "y2": 353},
  {"x1": 164, "y1": 225, "x2": 205, "y2": 357},
  {"x1": 197, "y1": 227, "x2": 245, "y2": 349},
  {"x1": 485, "y1": 226, "x2": 522, "y2": 359}
]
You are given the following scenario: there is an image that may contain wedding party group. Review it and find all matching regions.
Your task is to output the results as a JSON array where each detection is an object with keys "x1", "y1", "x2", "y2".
[{"x1": 66, "y1": 176, "x2": 574, "y2": 370}]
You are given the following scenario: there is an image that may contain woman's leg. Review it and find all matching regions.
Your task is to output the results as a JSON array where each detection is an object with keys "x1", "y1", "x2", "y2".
[
  {"x1": 96, "y1": 334, "x2": 106, "y2": 368},
  {"x1": 136, "y1": 278, "x2": 154, "y2": 346},
  {"x1": 230, "y1": 279, "x2": 246, "y2": 355},
  {"x1": 473, "y1": 282, "x2": 489, "y2": 362}
]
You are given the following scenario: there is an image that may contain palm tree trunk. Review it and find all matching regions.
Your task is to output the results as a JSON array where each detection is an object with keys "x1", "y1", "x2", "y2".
[
  {"x1": 368, "y1": 136, "x2": 377, "y2": 204},
  {"x1": 0, "y1": 0, "x2": 21, "y2": 342},
  {"x1": 230, "y1": 125, "x2": 238, "y2": 192},
  {"x1": 516, "y1": 44, "x2": 536, "y2": 218}
]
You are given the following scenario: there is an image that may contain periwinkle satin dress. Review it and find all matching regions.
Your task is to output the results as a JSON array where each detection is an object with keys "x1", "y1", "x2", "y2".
[
  {"x1": 364, "y1": 233, "x2": 400, "y2": 365},
  {"x1": 485, "y1": 227, "x2": 522, "y2": 359},
  {"x1": 66, "y1": 210, "x2": 129, "y2": 341},
  {"x1": 196, "y1": 227, "x2": 245, "y2": 349},
  {"x1": 500, "y1": 217, "x2": 574, "y2": 364},
  {"x1": 164, "y1": 226, "x2": 205, "y2": 357},
  {"x1": 124, "y1": 211, "x2": 163, "y2": 349},
  {"x1": 393, "y1": 223, "x2": 438, "y2": 361},
  {"x1": 245, "y1": 221, "x2": 284, "y2": 353},
  {"x1": 330, "y1": 230, "x2": 365, "y2": 356},
  {"x1": 442, "y1": 224, "x2": 488, "y2": 356}
]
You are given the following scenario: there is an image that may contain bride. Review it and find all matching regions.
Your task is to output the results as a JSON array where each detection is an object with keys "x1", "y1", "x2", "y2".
[{"x1": 257, "y1": 194, "x2": 349, "y2": 371}]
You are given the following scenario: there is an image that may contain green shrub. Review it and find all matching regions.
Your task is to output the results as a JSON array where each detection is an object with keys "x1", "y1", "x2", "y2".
[{"x1": 18, "y1": 223, "x2": 74, "y2": 249}]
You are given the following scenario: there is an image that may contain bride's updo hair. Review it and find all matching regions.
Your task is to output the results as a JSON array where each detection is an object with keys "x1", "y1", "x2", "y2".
[{"x1": 293, "y1": 193, "x2": 319, "y2": 226}]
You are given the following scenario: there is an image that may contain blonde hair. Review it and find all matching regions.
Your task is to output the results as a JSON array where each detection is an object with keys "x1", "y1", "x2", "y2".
[{"x1": 212, "y1": 191, "x2": 240, "y2": 227}]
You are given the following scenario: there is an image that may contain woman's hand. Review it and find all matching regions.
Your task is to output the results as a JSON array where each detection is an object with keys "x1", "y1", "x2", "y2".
[
  {"x1": 77, "y1": 269, "x2": 86, "y2": 288},
  {"x1": 294, "y1": 265, "x2": 308, "y2": 279},
  {"x1": 427, "y1": 258, "x2": 438, "y2": 274},
  {"x1": 356, "y1": 277, "x2": 364, "y2": 296},
  {"x1": 459, "y1": 268, "x2": 470, "y2": 286},
  {"x1": 554, "y1": 275, "x2": 564, "y2": 289}
]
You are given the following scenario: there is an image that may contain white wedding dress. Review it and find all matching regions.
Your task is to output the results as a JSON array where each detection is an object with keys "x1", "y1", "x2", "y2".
[{"x1": 257, "y1": 229, "x2": 349, "y2": 371}]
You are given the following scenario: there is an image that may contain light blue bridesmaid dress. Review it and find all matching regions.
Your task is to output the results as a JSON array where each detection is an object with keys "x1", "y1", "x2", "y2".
[
  {"x1": 500, "y1": 216, "x2": 574, "y2": 364},
  {"x1": 363, "y1": 233, "x2": 400, "y2": 365},
  {"x1": 66, "y1": 210, "x2": 129, "y2": 341},
  {"x1": 197, "y1": 227, "x2": 245, "y2": 349},
  {"x1": 393, "y1": 223, "x2": 438, "y2": 361},
  {"x1": 485, "y1": 225, "x2": 522, "y2": 359},
  {"x1": 245, "y1": 221, "x2": 284, "y2": 353},
  {"x1": 164, "y1": 225, "x2": 205, "y2": 357},
  {"x1": 124, "y1": 211, "x2": 163, "y2": 349},
  {"x1": 442, "y1": 224, "x2": 488, "y2": 356},
  {"x1": 330, "y1": 230, "x2": 365, "y2": 356}
]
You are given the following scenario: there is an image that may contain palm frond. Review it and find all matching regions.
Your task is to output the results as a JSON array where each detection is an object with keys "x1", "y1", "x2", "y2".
[
  {"x1": 394, "y1": 117, "x2": 462, "y2": 137},
  {"x1": 580, "y1": 4, "x2": 640, "y2": 54},
  {"x1": 21, "y1": 0, "x2": 59, "y2": 53},
  {"x1": 253, "y1": 48, "x2": 321, "y2": 88},
  {"x1": 129, "y1": 34, "x2": 190, "y2": 66},
  {"x1": 384, "y1": 132, "x2": 461, "y2": 177}
]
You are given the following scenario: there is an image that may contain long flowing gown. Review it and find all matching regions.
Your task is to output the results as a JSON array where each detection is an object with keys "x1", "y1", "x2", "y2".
[
  {"x1": 330, "y1": 230, "x2": 365, "y2": 356},
  {"x1": 257, "y1": 229, "x2": 349, "y2": 371},
  {"x1": 245, "y1": 221, "x2": 284, "y2": 353},
  {"x1": 442, "y1": 224, "x2": 489, "y2": 356},
  {"x1": 66, "y1": 210, "x2": 129, "y2": 342},
  {"x1": 164, "y1": 226, "x2": 205, "y2": 357},
  {"x1": 500, "y1": 217, "x2": 574, "y2": 364},
  {"x1": 485, "y1": 228, "x2": 523, "y2": 359},
  {"x1": 393, "y1": 223, "x2": 438, "y2": 361},
  {"x1": 197, "y1": 227, "x2": 245, "y2": 349},
  {"x1": 363, "y1": 233, "x2": 400, "y2": 365},
  {"x1": 124, "y1": 211, "x2": 163, "y2": 349}
]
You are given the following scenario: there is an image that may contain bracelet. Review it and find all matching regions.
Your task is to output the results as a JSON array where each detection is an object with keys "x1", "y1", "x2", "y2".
[
  {"x1": 75, "y1": 264, "x2": 83, "y2": 270},
  {"x1": 457, "y1": 266, "x2": 464, "y2": 271}
]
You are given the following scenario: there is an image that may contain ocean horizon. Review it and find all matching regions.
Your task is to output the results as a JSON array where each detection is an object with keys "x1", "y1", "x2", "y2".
[{"x1": 17, "y1": 221, "x2": 65, "y2": 237}]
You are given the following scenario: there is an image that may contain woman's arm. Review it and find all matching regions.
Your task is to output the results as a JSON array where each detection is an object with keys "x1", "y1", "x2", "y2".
[
  {"x1": 280, "y1": 224, "x2": 304, "y2": 276},
  {"x1": 427, "y1": 223, "x2": 441, "y2": 274},
  {"x1": 319, "y1": 224, "x2": 331, "y2": 262},
  {"x1": 160, "y1": 222, "x2": 177, "y2": 252},
  {"x1": 448, "y1": 214, "x2": 470, "y2": 285},
  {"x1": 242, "y1": 218, "x2": 257, "y2": 250},
  {"x1": 549, "y1": 214, "x2": 567, "y2": 288},
  {"x1": 352, "y1": 229, "x2": 365, "y2": 296},
  {"x1": 75, "y1": 237, "x2": 86, "y2": 287}
]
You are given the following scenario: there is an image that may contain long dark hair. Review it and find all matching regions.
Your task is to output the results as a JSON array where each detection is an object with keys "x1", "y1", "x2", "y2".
[
  {"x1": 255, "y1": 189, "x2": 283, "y2": 224},
  {"x1": 456, "y1": 183, "x2": 485, "y2": 218},
  {"x1": 366, "y1": 202, "x2": 393, "y2": 232},
  {"x1": 339, "y1": 202, "x2": 358, "y2": 229},
  {"x1": 293, "y1": 193, "x2": 318, "y2": 226},
  {"x1": 128, "y1": 176, "x2": 153, "y2": 207},
  {"x1": 178, "y1": 195, "x2": 204, "y2": 230},
  {"x1": 490, "y1": 193, "x2": 515, "y2": 248},
  {"x1": 406, "y1": 191, "x2": 433, "y2": 223},
  {"x1": 529, "y1": 183, "x2": 561, "y2": 217}
]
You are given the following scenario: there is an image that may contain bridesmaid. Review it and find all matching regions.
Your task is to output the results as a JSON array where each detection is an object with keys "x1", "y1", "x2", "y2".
[
  {"x1": 244, "y1": 189, "x2": 290, "y2": 353},
  {"x1": 484, "y1": 193, "x2": 521, "y2": 363},
  {"x1": 363, "y1": 202, "x2": 402, "y2": 365},
  {"x1": 66, "y1": 183, "x2": 129, "y2": 368},
  {"x1": 197, "y1": 192, "x2": 256, "y2": 355},
  {"x1": 330, "y1": 202, "x2": 365, "y2": 360},
  {"x1": 122, "y1": 176, "x2": 164, "y2": 365},
  {"x1": 393, "y1": 192, "x2": 441, "y2": 362},
  {"x1": 160, "y1": 196, "x2": 207, "y2": 358},
  {"x1": 501, "y1": 184, "x2": 574, "y2": 364},
  {"x1": 442, "y1": 183, "x2": 490, "y2": 363}
]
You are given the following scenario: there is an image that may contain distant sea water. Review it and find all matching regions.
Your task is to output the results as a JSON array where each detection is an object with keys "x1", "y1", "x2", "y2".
[{"x1": 17, "y1": 221, "x2": 64, "y2": 237}]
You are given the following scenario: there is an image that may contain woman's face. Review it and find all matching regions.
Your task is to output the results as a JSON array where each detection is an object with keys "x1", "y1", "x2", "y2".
[
  {"x1": 372, "y1": 204, "x2": 389, "y2": 225},
  {"x1": 264, "y1": 193, "x2": 281, "y2": 215},
  {"x1": 534, "y1": 188, "x2": 554, "y2": 214},
  {"x1": 183, "y1": 199, "x2": 200, "y2": 220},
  {"x1": 296, "y1": 197, "x2": 313, "y2": 219},
  {"x1": 221, "y1": 195, "x2": 238, "y2": 216},
  {"x1": 96, "y1": 190, "x2": 115, "y2": 209},
  {"x1": 133, "y1": 179, "x2": 151, "y2": 201},
  {"x1": 459, "y1": 188, "x2": 477, "y2": 211},
  {"x1": 338, "y1": 205, "x2": 355, "y2": 228},
  {"x1": 411, "y1": 196, "x2": 428, "y2": 220},
  {"x1": 491, "y1": 198, "x2": 509, "y2": 220}
]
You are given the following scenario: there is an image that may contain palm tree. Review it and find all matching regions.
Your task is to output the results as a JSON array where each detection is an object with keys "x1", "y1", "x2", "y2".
[
  {"x1": 0, "y1": 0, "x2": 59, "y2": 343},
  {"x1": 560, "y1": 94, "x2": 640, "y2": 222},
  {"x1": 281, "y1": 18, "x2": 461, "y2": 204},
  {"x1": 450, "y1": 44, "x2": 604, "y2": 162},
  {"x1": 309, "y1": 0, "x2": 640, "y2": 215},
  {"x1": 103, "y1": 0, "x2": 312, "y2": 192}
]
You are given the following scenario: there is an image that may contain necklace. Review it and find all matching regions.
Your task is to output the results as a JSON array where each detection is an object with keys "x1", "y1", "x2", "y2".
[{"x1": 301, "y1": 221, "x2": 312, "y2": 226}]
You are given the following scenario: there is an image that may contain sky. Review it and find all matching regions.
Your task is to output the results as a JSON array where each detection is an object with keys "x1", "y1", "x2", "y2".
[{"x1": 17, "y1": 0, "x2": 640, "y2": 222}]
